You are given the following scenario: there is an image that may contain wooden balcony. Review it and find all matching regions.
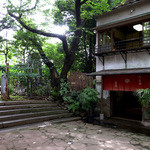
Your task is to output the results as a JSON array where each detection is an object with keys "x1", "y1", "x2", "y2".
[{"x1": 95, "y1": 36, "x2": 150, "y2": 56}]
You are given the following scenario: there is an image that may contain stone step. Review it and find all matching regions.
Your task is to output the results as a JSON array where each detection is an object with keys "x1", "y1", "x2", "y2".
[
  {"x1": 0, "y1": 113, "x2": 72, "y2": 129},
  {"x1": 0, "y1": 110, "x2": 68, "y2": 122},
  {"x1": 0, "y1": 103, "x2": 57, "y2": 110},
  {"x1": 0, "y1": 106, "x2": 62, "y2": 116},
  {"x1": 51, "y1": 117, "x2": 81, "y2": 124},
  {"x1": 0, "y1": 100, "x2": 54, "y2": 106},
  {"x1": 0, "y1": 100, "x2": 80, "y2": 129}
]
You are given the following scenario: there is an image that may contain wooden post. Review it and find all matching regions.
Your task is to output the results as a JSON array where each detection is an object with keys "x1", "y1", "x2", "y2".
[
  {"x1": 98, "y1": 31, "x2": 100, "y2": 53},
  {"x1": 142, "y1": 22, "x2": 144, "y2": 47},
  {"x1": 5, "y1": 63, "x2": 9, "y2": 100},
  {"x1": 101, "y1": 76, "x2": 104, "y2": 114},
  {"x1": 111, "y1": 29, "x2": 114, "y2": 51},
  {"x1": 110, "y1": 91, "x2": 113, "y2": 117}
]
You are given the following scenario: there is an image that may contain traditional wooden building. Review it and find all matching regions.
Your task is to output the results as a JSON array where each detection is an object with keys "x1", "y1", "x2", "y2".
[{"x1": 89, "y1": 0, "x2": 150, "y2": 126}]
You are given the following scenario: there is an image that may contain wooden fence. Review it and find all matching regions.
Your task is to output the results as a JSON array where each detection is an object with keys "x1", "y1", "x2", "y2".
[{"x1": 68, "y1": 71, "x2": 94, "y2": 91}]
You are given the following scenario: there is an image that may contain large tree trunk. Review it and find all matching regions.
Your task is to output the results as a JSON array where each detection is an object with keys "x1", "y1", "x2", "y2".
[{"x1": 60, "y1": 52, "x2": 75, "y2": 80}]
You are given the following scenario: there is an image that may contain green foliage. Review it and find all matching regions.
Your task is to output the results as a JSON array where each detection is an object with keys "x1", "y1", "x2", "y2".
[
  {"x1": 68, "y1": 99, "x2": 80, "y2": 113},
  {"x1": 50, "y1": 87, "x2": 60, "y2": 100},
  {"x1": 0, "y1": 66, "x2": 5, "y2": 73},
  {"x1": 0, "y1": 14, "x2": 15, "y2": 31},
  {"x1": 43, "y1": 43, "x2": 64, "y2": 74},
  {"x1": 12, "y1": 29, "x2": 44, "y2": 62},
  {"x1": 135, "y1": 88, "x2": 150, "y2": 106},
  {"x1": 34, "y1": 83, "x2": 51, "y2": 96},
  {"x1": 135, "y1": 88, "x2": 150, "y2": 116},
  {"x1": 9, "y1": 63, "x2": 39, "y2": 79},
  {"x1": 59, "y1": 79, "x2": 71, "y2": 101},
  {"x1": 59, "y1": 80, "x2": 100, "y2": 114},
  {"x1": 147, "y1": 108, "x2": 150, "y2": 116},
  {"x1": 78, "y1": 87, "x2": 100, "y2": 113},
  {"x1": 53, "y1": 0, "x2": 124, "y2": 28},
  {"x1": 59, "y1": 80, "x2": 80, "y2": 113}
]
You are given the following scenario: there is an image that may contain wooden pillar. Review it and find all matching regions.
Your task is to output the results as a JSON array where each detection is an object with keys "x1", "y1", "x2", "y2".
[
  {"x1": 101, "y1": 76, "x2": 104, "y2": 114},
  {"x1": 142, "y1": 22, "x2": 144, "y2": 47},
  {"x1": 110, "y1": 91, "x2": 113, "y2": 117},
  {"x1": 111, "y1": 29, "x2": 114, "y2": 51},
  {"x1": 5, "y1": 63, "x2": 9, "y2": 100},
  {"x1": 98, "y1": 31, "x2": 100, "y2": 53}
]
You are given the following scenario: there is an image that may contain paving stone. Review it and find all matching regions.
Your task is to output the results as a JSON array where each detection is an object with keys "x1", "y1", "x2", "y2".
[
  {"x1": 28, "y1": 146, "x2": 65, "y2": 150},
  {"x1": 82, "y1": 145, "x2": 103, "y2": 150},
  {"x1": 70, "y1": 142, "x2": 86, "y2": 149},
  {"x1": 70, "y1": 132, "x2": 85, "y2": 139},
  {"x1": 66, "y1": 147, "x2": 76, "y2": 150},
  {"x1": 81, "y1": 138, "x2": 99, "y2": 145},
  {"x1": 0, "y1": 145, "x2": 7, "y2": 150},
  {"x1": 140, "y1": 142, "x2": 150, "y2": 149},
  {"x1": 130, "y1": 140, "x2": 140, "y2": 145},
  {"x1": 53, "y1": 139, "x2": 69, "y2": 147},
  {"x1": 0, "y1": 121, "x2": 150, "y2": 150}
]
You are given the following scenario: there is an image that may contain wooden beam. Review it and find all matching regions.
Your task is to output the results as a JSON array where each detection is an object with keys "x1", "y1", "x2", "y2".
[{"x1": 98, "y1": 31, "x2": 100, "y2": 53}]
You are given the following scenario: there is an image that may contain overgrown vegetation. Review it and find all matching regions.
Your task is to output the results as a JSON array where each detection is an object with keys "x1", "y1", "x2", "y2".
[
  {"x1": 59, "y1": 80, "x2": 100, "y2": 117},
  {"x1": 135, "y1": 88, "x2": 150, "y2": 116}
]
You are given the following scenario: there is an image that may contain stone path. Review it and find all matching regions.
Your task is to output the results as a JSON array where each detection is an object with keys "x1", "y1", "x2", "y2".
[{"x1": 0, "y1": 121, "x2": 150, "y2": 150}]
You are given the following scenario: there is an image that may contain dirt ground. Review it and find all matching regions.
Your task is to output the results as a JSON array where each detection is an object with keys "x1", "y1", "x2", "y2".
[{"x1": 0, "y1": 120, "x2": 150, "y2": 150}]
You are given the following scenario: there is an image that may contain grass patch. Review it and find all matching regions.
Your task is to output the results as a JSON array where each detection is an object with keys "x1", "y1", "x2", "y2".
[{"x1": 0, "y1": 95, "x2": 27, "y2": 101}]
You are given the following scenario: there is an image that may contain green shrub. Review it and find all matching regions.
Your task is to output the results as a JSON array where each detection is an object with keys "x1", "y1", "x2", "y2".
[
  {"x1": 59, "y1": 80, "x2": 80, "y2": 113},
  {"x1": 135, "y1": 88, "x2": 150, "y2": 116},
  {"x1": 34, "y1": 83, "x2": 50, "y2": 96},
  {"x1": 78, "y1": 87, "x2": 100, "y2": 115},
  {"x1": 135, "y1": 88, "x2": 150, "y2": 106},
  {"x1": 59, "y1": 80, "x2": 100, "y2": 115}
]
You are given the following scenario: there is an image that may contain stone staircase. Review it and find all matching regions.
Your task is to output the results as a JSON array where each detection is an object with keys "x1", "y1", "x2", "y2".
[{"x1": 0, "y1": 100, "x2": 80, "y2": 129}]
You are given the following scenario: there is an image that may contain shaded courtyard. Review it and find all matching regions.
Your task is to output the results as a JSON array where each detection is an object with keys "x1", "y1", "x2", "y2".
[{"x1": 0, "y1": 120, "x2": 150, "y2": 150}]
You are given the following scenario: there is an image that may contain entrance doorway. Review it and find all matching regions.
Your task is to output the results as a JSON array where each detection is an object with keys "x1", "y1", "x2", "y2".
[{"x1": 111, "y1": 91, "x2": 142, "y2": 120}]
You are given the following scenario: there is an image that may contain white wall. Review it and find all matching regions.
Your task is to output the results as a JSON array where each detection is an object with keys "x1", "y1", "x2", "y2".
[
  {"x1": 96, "y1": 0, "x2": 150, "y2": 27},
  {"x1": 96, "y1": 51, "x2": 150, "y2": 71}
]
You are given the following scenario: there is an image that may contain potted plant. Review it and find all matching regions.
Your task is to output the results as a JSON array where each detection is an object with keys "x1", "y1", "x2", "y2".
[{"x1": 78, "y1": 87, "x2": 100, "y2": 122}]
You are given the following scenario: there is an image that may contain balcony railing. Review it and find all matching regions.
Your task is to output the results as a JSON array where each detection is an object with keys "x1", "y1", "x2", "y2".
[{"x1": 95, "y1": 36, "x2": 150, "y2": 54}]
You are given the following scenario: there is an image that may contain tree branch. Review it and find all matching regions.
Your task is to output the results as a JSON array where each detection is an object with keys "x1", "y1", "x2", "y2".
[
  {"x1": 21, "y1": 0, "x2": 39, "y2": 12},
  {"x1": 80, "y1": 0, "x2": 88, "y2": 5},
  {"x1": 8, "y1": 0, "x2": 39, "y2": 13},
  {"x1": 8, "y1": 0, "x2": 16, "y2": 8},
  {"x1": 8, "y1": 11, "x2": 70, "y2": 56}
]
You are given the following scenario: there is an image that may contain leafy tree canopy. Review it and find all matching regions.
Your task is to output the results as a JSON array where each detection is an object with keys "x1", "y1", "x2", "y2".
[{"x1": 4, "y1": 0, "x2": 125, "y2": 88}]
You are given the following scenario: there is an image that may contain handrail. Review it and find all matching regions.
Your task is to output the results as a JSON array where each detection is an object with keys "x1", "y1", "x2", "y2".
[{"x1": 95, "y1": 36, "x2": 150, "y2": 54}]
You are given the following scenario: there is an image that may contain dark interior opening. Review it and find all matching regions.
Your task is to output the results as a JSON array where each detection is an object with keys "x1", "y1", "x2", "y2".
[{"x1": 111, "y1": 91, "x2": 142, "y2": 120}]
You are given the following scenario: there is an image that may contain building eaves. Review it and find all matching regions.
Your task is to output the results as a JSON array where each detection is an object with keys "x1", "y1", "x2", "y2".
[{"x1": 87, "y1": 68, "x2": 150, "y2": 76}]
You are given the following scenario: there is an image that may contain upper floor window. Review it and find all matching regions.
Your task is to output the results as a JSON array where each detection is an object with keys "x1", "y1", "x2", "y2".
[
  {"x1": 98, "y1": 21, "x2": 150, "y2": 53},
  {"x1": 100, "y1": 31, "x2": 111, "y2": 51}
]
